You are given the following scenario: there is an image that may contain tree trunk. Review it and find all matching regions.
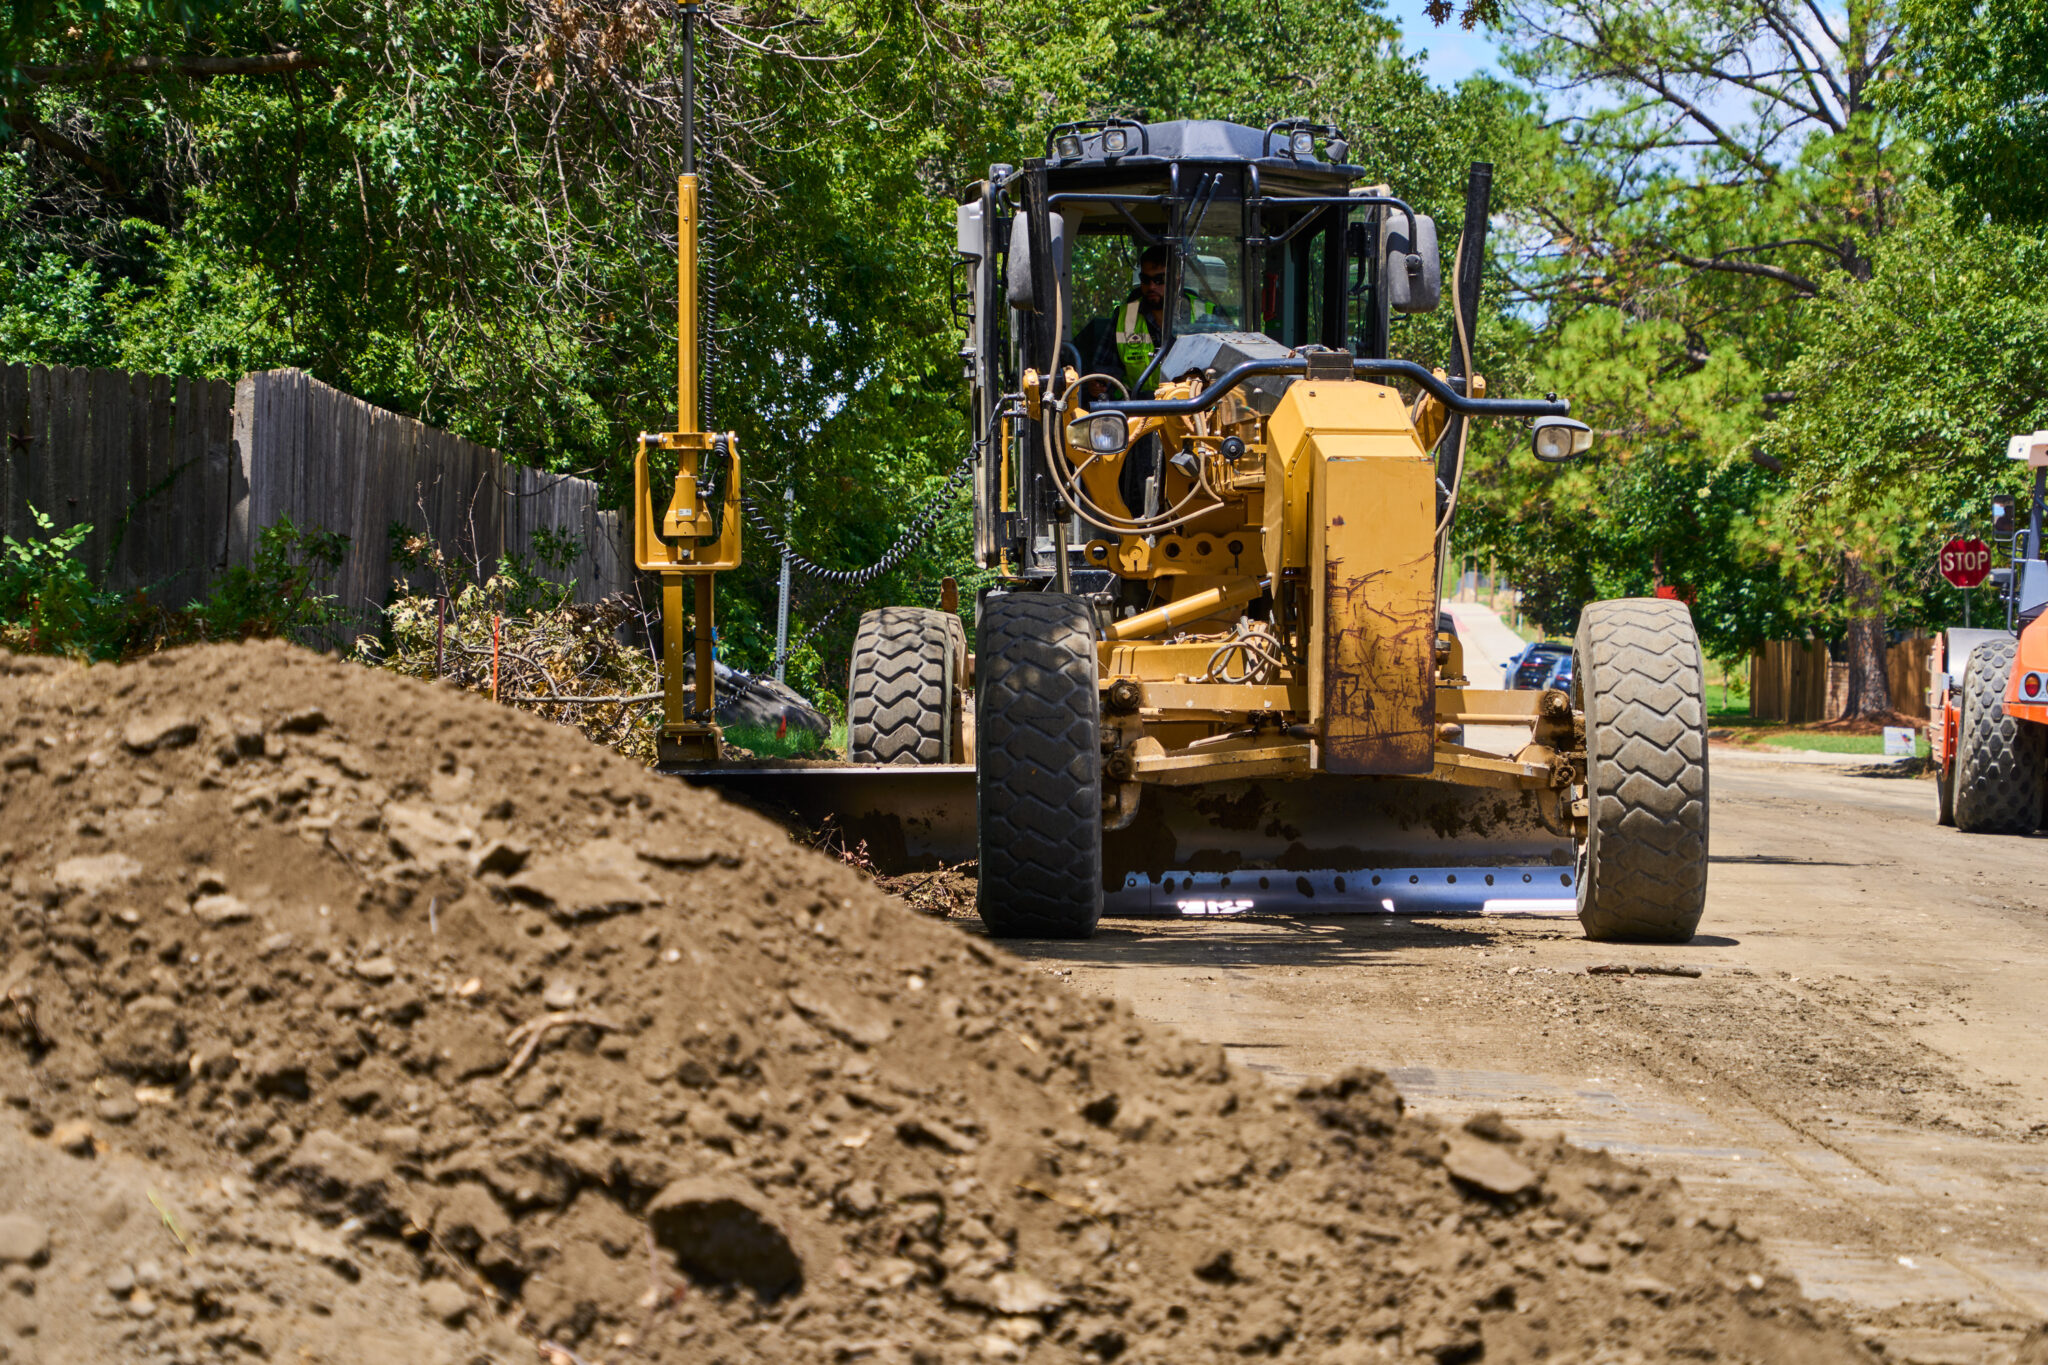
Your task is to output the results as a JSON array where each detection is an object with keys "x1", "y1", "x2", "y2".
[{"x1": 1839, "y1": 555, "x2": 1891, "y2": 720}]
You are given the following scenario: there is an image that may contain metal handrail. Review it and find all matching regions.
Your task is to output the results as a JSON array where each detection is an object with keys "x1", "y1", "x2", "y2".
[{"x1": 1090, "y1": 357, "x2": 1570, "y2": 420}]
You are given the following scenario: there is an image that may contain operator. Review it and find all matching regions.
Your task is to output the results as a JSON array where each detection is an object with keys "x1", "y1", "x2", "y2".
[{"x1": 1113, "y1": 245, "x2": 1174, "y2": 384}]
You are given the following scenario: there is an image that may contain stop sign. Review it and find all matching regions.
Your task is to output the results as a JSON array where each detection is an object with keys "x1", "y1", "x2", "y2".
[{"x1": 1940, "y1": 537, "x2": 1992, "y2": 588}]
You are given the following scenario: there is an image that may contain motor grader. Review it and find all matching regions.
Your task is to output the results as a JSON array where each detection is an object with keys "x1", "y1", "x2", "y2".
[{"x1": 642, "y1": 112, "x2": 1712, "y2": 944}]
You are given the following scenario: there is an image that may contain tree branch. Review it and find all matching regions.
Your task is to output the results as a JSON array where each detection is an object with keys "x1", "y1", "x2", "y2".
[
  {"x1": 1668, "y1": 249, "x2": 1820, "y2": 295},
  {"x1": 20, "y1": 51, "x2": 324, "y2": 86},
  {"x1": 2, "y1": 108, "x2": 123, "y2": 192}
]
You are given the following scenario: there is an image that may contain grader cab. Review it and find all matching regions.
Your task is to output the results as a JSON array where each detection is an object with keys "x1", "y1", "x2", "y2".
[{"x1": 658, "y1": 117, "x2": 1713, "y2": 944}]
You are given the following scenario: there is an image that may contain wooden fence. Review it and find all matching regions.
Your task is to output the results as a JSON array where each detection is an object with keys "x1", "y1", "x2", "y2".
[
  {"x1": 2, "y1": 363, "x2": 628, "y2": 637},
  {"x1": 1749, "y1": 637, "x2": 1933, "y2": 723},
  {"x1": 0, "y1": 366, "x2": 237, "y2": 610}
]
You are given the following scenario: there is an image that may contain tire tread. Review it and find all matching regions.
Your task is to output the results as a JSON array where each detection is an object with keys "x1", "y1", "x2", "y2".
[
  {"x1": 846, "y1": 608, "x2": 958, "y2": 766},
  {"x1": 1575, "y1": 598, "x2": 1710, "y2": 944},
  {"x1": 976, "y1": 593, "x2": 1102, "y2": 939}
]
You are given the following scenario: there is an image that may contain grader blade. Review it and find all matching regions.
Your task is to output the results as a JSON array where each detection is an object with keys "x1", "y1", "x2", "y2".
[
  {"x1": 1101, "y1": 774, "x2": 1577, "y2": 917},
  {"x1": 677, "y1": 765, "x2": 1577, "y2": 919},
  {"x1": 675, "y1": 765, "x2": 978, "y2": 868}
]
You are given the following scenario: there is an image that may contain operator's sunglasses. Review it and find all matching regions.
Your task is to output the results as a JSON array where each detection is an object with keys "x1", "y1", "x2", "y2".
[{"x1": 1139, "y1": 270, "x2": 1167, "y2": 284}]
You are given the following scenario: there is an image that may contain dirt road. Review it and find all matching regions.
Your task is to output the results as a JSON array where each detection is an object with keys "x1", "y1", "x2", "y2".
[{"x1": 990, "y1": 609, "x2": 2048, "y2": 1364}]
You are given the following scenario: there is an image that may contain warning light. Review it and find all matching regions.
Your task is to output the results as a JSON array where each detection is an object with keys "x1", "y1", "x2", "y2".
[{"x1": 2026, "y1": 672, "x2": 2044, "y2": 700}]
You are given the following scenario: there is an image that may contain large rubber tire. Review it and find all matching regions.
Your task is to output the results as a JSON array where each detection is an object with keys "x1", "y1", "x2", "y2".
[
  {"x1": 1573, "y1": 598, "x2": 1709, "y2": 944},
  {"x1": 975, "y1": 593, "x2": 1103, "y2": 938},
  {"x1": 846, "y1": 608, "x2": 961, "y2": 765},
  {"x1": 1952, "y1": 637, "x2": 2045, "y2": 834}
]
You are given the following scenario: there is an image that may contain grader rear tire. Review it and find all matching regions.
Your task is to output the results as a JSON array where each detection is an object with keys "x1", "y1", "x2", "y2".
[
  {"x1": 1573, "y1": 598, "x2": 1710, "y2": 944},
  {"x1": 975, "y1": 593, "x2": 1102, "y2": 939},
  {"x1": 846, "y1": 608, "x2": 961, "y2": 765},
  {"x1": 1953, "y1": 637, "x2": 2045, "y2": 834}
]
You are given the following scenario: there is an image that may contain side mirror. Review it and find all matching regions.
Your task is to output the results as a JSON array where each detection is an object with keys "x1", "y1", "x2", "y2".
[
  {"x1": 1381, "y1": 213, "x2": 1440, "y2": 314},
  {"x1": 1532, "y1": 416, "x2": 1593, "y2": 463},
  {"x1": 1006, "y1": 210, "x2": 1066, "y2": 313},
  {"x1": 1992, "y1": 494, "x2": 2018, "y2": 538}
]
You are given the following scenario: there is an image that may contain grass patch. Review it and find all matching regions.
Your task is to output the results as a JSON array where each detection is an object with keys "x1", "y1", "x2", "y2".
[
  {"x1": 725, "y1": 721, "x2": 830, "y2": 758},
  {"x1": 1757, "y1": 730, "x2": 1929, "y2": 757}
]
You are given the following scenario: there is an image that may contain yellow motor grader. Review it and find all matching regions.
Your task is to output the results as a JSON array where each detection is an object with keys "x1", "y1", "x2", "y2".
[{"x1": 643, "y1": 114, "x2": 1711, "y2": 944}]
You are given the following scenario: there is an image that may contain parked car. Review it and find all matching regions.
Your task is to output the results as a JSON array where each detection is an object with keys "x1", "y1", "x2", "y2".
[
  {"x1": 1505, "y1": 641, "x2": 1570, "y2": 689},
  {"x1": 1543, "y1": 652, "x2": 1575, "y2": 694}
]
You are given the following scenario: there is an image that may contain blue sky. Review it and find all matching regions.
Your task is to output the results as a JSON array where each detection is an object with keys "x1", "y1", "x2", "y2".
[{"x1": 1375, "y1": 0, "x2": 1508, "y2": 85}]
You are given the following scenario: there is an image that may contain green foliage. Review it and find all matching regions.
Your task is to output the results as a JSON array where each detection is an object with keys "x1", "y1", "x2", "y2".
[
  {"x1": 187, "y1": 518, "x2": 350, "y2": 643},
  {"x1": 1450, "y1": 0, "x2": 1906, "y2": 664},
  {"x1": 0, "y1": 505, "x2": 140, "y2": 656},
  {"x1": 0, "y1": 0, "x2": 1526, "y2": 699},
  {"x1": 1889, "y1": 0, "x2": 2048, "y2": 225},
  {"x1": 0, "y1": 508, "x2": 345, "y2": 656},
  {"x1": 1764, "y1": 194, "x2": 2048, "y2": 632}
]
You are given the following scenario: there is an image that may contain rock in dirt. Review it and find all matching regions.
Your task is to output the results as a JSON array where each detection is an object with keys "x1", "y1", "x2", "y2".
[
  {"x1": 944, "y1": 1271, "x2": 1064, "y2": 1315},
  {"x1": 507, "y1": 838, "x2": 658, "y2": 920},
  {"x1": 102, "y1": 994, "x2": 188, "y2": 1080},
  {"x1": 354, "y1": 955, "x2": 398, "y2": 982},
  {"x1": 431, "y1": 1182, "x2": 511, "y2": 1257},
  {"x1": 282, "y1": 1129, "x2": 409, "y2": 1225},
  {"x1": 52, "y1": 852, "x2": 142, "y2": 895},
  {"x1": 0, "y1": 1215, "x2": 49, "y2": 1266},
  {"x1": 50, "y1": 1119, "x2": 94, "y2": 1155},
  {"x1": 647, "y1": 1177, "x2": 806, "y2": 1301},
  {"x1": 121, "y1": 711, "x2": 198, "y2": 753},
  {"x1": 382, "y1": 802, "x2": 476, "y2": 866},
  {"x1": 418, "y1": 1278, "x2": 473, "y2": 1325},
  {"x1": 788, "y1": 987, "x2": 892, "y2": 1047},
  {"x1": 191, "y1": 892, "x2": 253, "y2": 925},
  {"x1": 1443, "y1": 1131, "x2": 1541, "y2": 1198}
]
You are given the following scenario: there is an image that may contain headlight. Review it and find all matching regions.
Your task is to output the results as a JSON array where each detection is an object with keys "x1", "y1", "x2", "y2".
[
  {"x1": 1067, "y1": 413, "x2": 1130, "y2": 455},
  {"x1": 1290, "y1": 129, "x2": 1316, "y2": 157},
  {"x1": 1054, "y1": 133, "x2": 1084, "y2": 159},
  {"x1": 1101, "y1": 127, "x2": 1129, "y2": 156},
  {"x1": 1531, "y1": 416, "x2": 1593, "y2": 463}
]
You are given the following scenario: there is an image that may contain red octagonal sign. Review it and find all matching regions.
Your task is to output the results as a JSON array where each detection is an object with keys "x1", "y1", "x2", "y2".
[{"x1": 1940, "y1": 537, "x2": 1992, "y2": 589}]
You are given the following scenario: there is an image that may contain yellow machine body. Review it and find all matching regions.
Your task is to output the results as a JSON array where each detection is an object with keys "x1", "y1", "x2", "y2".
[
  {"x1": 1070, "y1": 371, "x2": 1570, "y2": 793},
  {"x1": 636, "y1": 174, "x2": 741, "y2": 763}
]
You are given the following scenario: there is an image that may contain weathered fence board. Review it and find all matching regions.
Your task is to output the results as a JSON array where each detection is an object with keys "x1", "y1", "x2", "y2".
[
  {"x1": 1750, "y1": 637, "x2": 1932, "y2": 723},
  {"x1": 1, "y1": 363, "x2": 238, "y2": 606},
  {"x1": 4, "y1": 363, "x2": 627, "y2": 636},
  {"x1": 1887, "y1": 637, "x2": 1934, "y2": 720}
]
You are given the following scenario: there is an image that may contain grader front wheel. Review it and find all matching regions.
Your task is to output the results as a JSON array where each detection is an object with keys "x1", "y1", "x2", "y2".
[
  {"x1": 974, "y1": 593, "x2": 1103, "y2": 939},
  {"x1": 1573, "y1": 598, "x2": 1710, "y2": 944}
]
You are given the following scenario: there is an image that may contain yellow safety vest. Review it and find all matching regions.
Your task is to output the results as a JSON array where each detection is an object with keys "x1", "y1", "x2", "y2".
[{"x1": 1116, "y1": 295, "x2": 1219, "y2": 384}]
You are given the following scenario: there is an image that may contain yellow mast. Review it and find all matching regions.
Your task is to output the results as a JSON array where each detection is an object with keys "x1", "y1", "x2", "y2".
[{"x1": 632, "y1": 5, "x2": 739, "y2": 764}]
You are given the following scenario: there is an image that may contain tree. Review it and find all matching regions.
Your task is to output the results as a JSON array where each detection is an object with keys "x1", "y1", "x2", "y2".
[
  {"x1": 2, "y1": 0, "x2": 1504, "y2": 704},
  {"x1": 1765, "y1": 194, "x2": 2048, "y2": 668},
  {"x1": 1886, "y1": 0, "x2": 2048, "y2": 226},
  {"x1": 1460, "y1": 0, "x2": 1909, "y2": 711}
]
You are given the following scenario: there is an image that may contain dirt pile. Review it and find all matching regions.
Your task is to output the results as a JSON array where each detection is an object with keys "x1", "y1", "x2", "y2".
[{"x1": 0, "y1": 641, "x2": 1875, "y2": 1364}]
